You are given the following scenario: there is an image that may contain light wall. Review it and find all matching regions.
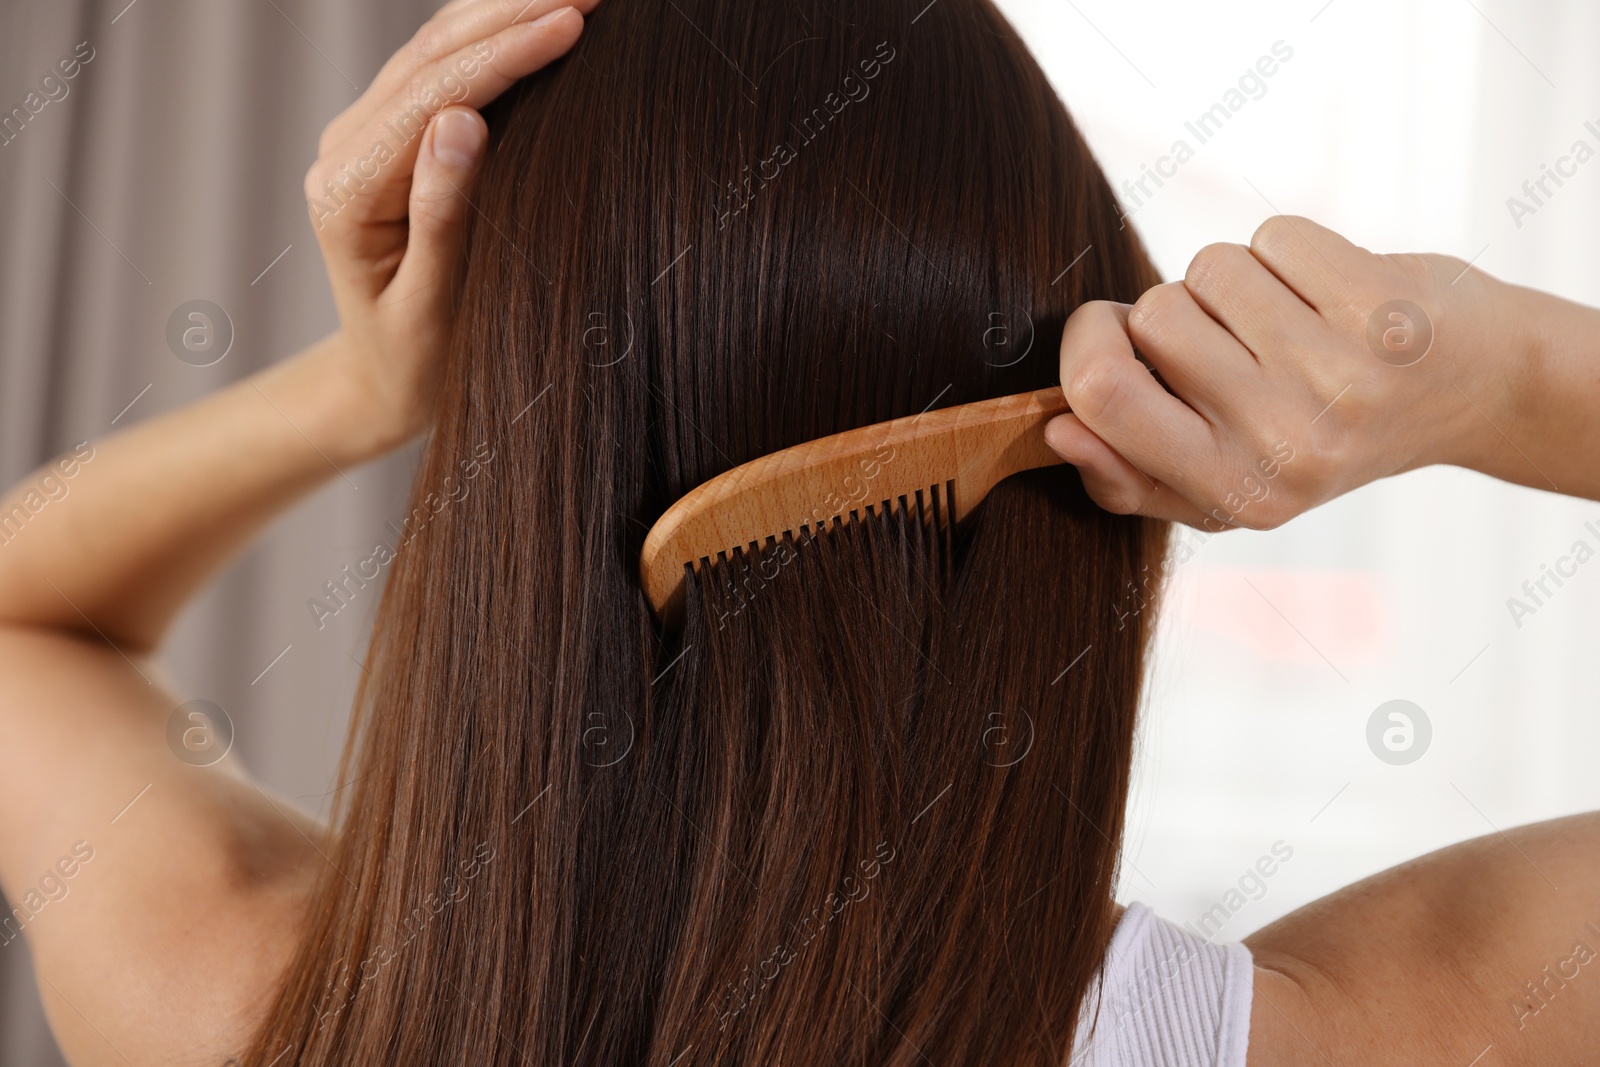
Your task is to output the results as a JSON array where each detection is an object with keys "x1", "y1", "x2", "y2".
[{"x1": 992, "y1": 0, "x2": 1600, "y2": 937}]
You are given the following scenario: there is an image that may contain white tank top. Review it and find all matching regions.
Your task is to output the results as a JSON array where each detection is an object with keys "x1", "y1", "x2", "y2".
[{"x1": 1067, "y1": 902, "x2": 1254, "y2": 1067}]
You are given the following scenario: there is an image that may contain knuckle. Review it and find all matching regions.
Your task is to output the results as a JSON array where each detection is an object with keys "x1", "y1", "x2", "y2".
[
  {"x1": 1331, "y1": 372, "x2": 1379, "y2": 423},
  {"x1": 1184, "y1": 242, "x2": 1246, "y2": 295},
  {"x1": 1315, "y1": 362, "x2": 1386, "y2": 426},
  {"x1": 1381, "y1": 251, "x2": 1447, "y2": 297},
  {"x1": 1249, "y1": 214, "x2": 1307, "y2": 260},
  {"x1": 1063, "y1": 352, "x2": 1127, "y2": 425},
  {"x1": 1311, "y1": 430, "x2": 1351, "y2": 483},
  {"x1": 1126, "y1": 283, "x2": 1184, "y2": 348},
  {"x1": 407, "y1": 21, "x2": 447, "y2": 67},
  {"x1": 409, "y1": 184, "x2": 461, "y2": 227},
  {"x1": 1297, "y1": 332, "x2": 1360, "y2": 397},
  {"x1": 1286, "y1": 435, "x2": 1337, "y2": 502},
  {"x1": 304, "y1": 162, "x2": 357, "y2": 233},
  {"x1": 303, "y1": 163, "x2": 326, "y2": 203},
  {"x1": 1059, "y1": 300, "x2": 1125, "y2": 370},
  {"x1": 1061, "y1": 298, "x2": 1121, "y2": 342},
  {"x1": 316, "y1": 126, "x2": 338, "y2": 159}
]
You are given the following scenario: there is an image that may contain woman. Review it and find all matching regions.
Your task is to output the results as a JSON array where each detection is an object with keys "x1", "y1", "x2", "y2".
[{"x1": 1, "y1": 1, "x2": 1597, "y2": 1065}]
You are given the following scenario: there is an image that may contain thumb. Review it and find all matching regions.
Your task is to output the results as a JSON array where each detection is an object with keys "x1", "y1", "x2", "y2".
[
  {"x1": 395, "y1": 107, "x2": 488, "y2": 296},
  {"x1": 1045, "y1": 413, "x2": 1212, "y2": 527}
]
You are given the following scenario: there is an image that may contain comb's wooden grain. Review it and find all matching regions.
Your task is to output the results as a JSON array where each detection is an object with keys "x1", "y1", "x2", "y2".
[{"x1": 640, "y1": 386, "x2": 1070, "y2": 622}]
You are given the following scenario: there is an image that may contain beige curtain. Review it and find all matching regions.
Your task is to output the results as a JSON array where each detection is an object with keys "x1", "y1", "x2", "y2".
[{"x1": 0, "y1": 0, "x2": 440, "y2": 1060}]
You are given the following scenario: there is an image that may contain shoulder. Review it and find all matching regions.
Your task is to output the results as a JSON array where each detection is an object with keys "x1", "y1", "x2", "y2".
[
  {"x1": 1244, "y1": 813, "x2": 1600, "y2": 1066},
  {"x1": 0, "y1": 626, "x2": 323, "y2": 1066}
]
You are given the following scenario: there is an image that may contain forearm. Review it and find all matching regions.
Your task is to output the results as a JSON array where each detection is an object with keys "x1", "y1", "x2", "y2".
[
  {"x1": 0, "y1": 333, "x2": 403, "y2": 654},
  {"x1": 1463, "y1": 280, "x2": 1600, "y2": 501}
]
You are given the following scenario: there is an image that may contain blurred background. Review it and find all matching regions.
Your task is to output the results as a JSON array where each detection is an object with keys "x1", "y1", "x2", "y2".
[
  {"x1": 992, "y1": 0, "x2": 1600, "y2": 954},
  {"x1": 0, "y1": 0, "x2": 1595, "y2": 1061}
]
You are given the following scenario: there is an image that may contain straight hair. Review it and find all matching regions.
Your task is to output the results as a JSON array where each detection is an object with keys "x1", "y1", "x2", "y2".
[{"x1": 245, "y1": 0, "x2": 1168, "y2": 1062}]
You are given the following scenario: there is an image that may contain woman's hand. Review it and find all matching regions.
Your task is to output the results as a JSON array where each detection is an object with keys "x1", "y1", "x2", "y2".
[
  {"x1": 0, "y1": 0, "x2": 603, "y2": 652},
  {"x1": 1044, "y1": 216, "x2": 1596, "y2": 530},
  {"x1": 306, "y1": 0, "x2": 598, "y2": 452}
]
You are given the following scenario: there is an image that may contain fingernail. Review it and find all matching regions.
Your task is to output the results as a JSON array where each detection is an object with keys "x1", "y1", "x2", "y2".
[{"x1": 432, "y1": 109, "x2": 485, "y2": 169}]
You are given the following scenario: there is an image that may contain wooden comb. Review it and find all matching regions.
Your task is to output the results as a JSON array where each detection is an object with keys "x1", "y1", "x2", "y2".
[{"x1": 639, "y1": 386, "x2": 1070, "y2": 625}]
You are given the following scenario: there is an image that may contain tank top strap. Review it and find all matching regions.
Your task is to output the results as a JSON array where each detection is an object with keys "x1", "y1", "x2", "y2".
[{"x1": 1067, "y1": 901, "x2": 1253, "y2": 1067}]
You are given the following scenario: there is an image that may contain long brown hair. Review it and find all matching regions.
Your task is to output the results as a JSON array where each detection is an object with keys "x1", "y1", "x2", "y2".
[{"x1": 246, "y1": 0, "x2": 1166, "y2": 1062}]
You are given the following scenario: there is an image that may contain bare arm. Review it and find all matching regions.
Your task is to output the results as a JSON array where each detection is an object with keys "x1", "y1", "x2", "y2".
[
  {"x1": 0, "y1": 3, "x2": 596, "y2": 1062},
  {"x1": 0, "y1": 335, "x2": 392, "y2": 654},
  {"x1": 1246, "y1": 813, "x2": 1600, "y2": 1065},
  {"x1": 0, "y1": 0, "x2": 596, "y2": 655}
]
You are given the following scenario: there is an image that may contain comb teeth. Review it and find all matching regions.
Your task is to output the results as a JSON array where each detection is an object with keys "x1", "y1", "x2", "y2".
[
  {"x1": 686, "y1": 479, "x2": 955, "y2": 580},
  {"x1": 640, "y1": 386, "x2": 1070, "y2": 624}
]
